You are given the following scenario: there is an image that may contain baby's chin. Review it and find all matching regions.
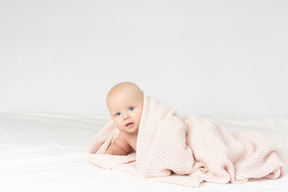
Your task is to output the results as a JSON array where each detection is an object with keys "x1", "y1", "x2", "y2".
[{"x1": 124, "y1": 126, "x2": 139, "y2": 134}]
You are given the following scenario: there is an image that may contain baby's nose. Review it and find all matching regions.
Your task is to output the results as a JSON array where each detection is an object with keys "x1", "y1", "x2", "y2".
[{"x1": 123, "y1": 114, "x2": 130, "y2": 120}]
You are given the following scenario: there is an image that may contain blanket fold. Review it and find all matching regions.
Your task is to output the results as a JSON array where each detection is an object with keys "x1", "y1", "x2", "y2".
[{"x1": 86, "y1": 93, "x2": 283, "y2": 187}]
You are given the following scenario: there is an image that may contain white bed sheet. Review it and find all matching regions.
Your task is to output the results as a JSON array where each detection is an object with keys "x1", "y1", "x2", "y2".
[{"x1": 0, "y1": 112, "x2": 287, "y2": 192}]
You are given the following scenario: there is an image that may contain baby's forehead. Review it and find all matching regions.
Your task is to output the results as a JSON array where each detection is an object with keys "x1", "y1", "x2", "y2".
[
  {"x1": 107, "y1": 90, "x2": 142, "y2": 109},
  {"x1": 107, "y1": 92, "x2": 140, "y2": 104},
  {"x1": 107, "y1": 96, "x2": 140, "y2": 113}
]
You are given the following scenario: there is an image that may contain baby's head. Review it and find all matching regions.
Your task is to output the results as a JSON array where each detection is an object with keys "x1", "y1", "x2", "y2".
[{"x1": 106, "y1": 82, "x2": 143, "y2": 134}]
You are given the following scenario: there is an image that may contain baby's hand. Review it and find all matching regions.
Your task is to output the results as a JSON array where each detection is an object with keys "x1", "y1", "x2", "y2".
[
  {"x1": 103, "y1": 149, "x2": 113, "y2": 155},
  {"x1": 103, "y1": 138, "x2": 130, "y2": 156}
]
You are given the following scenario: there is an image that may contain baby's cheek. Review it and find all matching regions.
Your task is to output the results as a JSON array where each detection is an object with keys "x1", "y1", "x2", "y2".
[{"x1": 114, "y1": 121, "x2": 122, "y2": 130}]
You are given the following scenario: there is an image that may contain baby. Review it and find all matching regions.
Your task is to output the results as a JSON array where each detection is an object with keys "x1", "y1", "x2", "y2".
[
  {"x1": 88, "y1": 82, "x2": 283, "y2": 184},
  {"x1": 104, "y1": 82, "x2": 143, "y2": 155}
]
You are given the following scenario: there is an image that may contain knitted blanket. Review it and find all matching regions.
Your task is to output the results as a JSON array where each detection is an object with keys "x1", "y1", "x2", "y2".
[{"x1": 86, "y1": 93, "x2": 283, "y2": 187}]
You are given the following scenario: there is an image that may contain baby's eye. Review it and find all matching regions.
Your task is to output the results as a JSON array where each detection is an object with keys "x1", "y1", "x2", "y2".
[
  {"x1": 115, "y1": 112, "x2": 121, "y2": 116},
  {"x1": 129, "y1": 107, "x2": 134, "y2": 111}
]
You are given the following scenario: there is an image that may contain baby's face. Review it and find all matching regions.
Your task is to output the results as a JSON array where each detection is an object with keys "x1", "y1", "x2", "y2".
[{"x1": 107, "y1": 90, "x2": 143, "y2": 134}]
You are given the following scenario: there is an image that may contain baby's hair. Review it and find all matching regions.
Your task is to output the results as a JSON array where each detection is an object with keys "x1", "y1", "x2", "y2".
[{"x1": 106, "y1": 82, "x2": 142, "y2": 100}]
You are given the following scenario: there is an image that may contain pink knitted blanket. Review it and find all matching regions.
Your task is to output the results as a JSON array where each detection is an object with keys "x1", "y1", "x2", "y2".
[{"x1": 86, "y1": 93, "x2": 283, "y2": 187}]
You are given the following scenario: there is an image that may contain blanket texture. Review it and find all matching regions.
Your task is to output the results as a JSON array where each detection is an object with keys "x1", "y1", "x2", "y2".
[{"x1": 86, "y1": 93, "x2": 283, "y2": 187}]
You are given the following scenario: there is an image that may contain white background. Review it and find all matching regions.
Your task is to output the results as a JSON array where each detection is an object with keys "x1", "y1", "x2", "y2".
[{"x1": 0, "y1": 0, "x2": 287, "y2": 116}]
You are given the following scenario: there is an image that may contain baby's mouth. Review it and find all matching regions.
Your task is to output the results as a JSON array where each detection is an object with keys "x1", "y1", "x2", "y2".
[{"x1": 125, "y1": 122, "x2": 134, "y2": 128}]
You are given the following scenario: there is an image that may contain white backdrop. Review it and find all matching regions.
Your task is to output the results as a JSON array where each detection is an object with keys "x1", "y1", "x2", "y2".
[{"x1": 0, "y1": 0, "x2": 287, "y2": 116}]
